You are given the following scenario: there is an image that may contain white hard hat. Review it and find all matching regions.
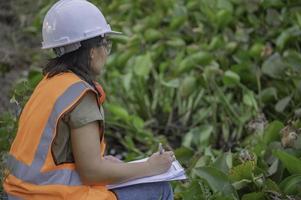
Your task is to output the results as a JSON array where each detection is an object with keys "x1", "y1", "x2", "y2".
[{"x1": 42, "y1": 0, "x2": 121, "y2": 56}]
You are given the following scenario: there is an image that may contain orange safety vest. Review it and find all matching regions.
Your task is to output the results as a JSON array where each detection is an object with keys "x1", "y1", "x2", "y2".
[{"x1": 3, "y1": 72, "x2": 117, "y2": 200}]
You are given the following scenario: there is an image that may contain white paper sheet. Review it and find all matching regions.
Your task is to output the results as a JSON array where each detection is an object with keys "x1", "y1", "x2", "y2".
[{"x1": 107, "y1": 158, "x2": 187, "y2": 189}]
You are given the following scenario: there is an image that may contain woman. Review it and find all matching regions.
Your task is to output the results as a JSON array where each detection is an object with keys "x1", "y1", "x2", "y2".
[{"x1": 3, "y1": 0, "x2": 175, "y2": 199}]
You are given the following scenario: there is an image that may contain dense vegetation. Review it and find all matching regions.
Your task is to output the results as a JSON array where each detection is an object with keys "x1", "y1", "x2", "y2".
[{"x1": 1, "y1": 0, "x2": 301, "y2": 199}]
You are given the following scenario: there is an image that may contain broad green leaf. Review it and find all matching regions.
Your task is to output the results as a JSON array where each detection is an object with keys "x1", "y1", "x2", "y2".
[
  {"x1": 174, "y1": 147, "x2": 194, "y2": 164},
  {"x1": 195, "y1": 155, "x2": 212, "y2": 168},
  {"x1": 274, "y1": 150, "x2": 301, "y2": 174},
  {"x1": 216, "y1": 10, "x2": 233, "y2": 28},
  {"x1": 262, "y1": 53, "x2": 286, "y2": 78},
  {"x1": 241, "y1": 192, "x2": 265, "y2": 200},
  {"x1": 259, "y1": 87, "x2": 277, "y2": 104},
  {"x1": 217, "y1": 0, "x2": 233, "y2": 12},
  {"x1": 131, "y1": 116, "x2": 144, "y2": 130},
  {"x1": 249, "y1": 43, "x2": 264, "y2": 58},
  {"x1": 213, "y1": 193, "x2": 236, "y2": 200},
  {"x1": 181, "y1": 180, "x2": 203, "y2": 200},
  {"x1": 279, "y1": 174, "x2": 301, "y2": 195},
  {"x1": 166, "y1": 38, "x2": 186, "y2": 47},
  {"x1": 283, "y1": 50, "x2": 301, "y2": 73},
  {"x1": 133, "y1": 53, "x2": 153, "y2": 78},
  {"x1": 243, "y1": 90, "x2": 258, "y2": 110},
  {"x1": 212, "y1": 152, "x2": 232, "y2": 173},
  {"x1": 194, "y1": 167, "x2": 238, "y2": 197},
  {"x1": 263, "y1": 120, "x2": 283, "y2": 144},
  {"x1": 208, "y1": 36, "x2": 224, "y2": 50},
  {"x1": 106, "y1": 103, "x2": 130, "y2": 122},
  {"x1": 199, "y1": 125, "x2": 213, "y2": 146},
  {"x1": 223, "y1": 70, "x2": 240, "y2": 86},
  {"x1": 232, "y1": 179, "x2": 252, "y2": 190},
  {"x1": 110, "y1": 34, "x2": 129, "y2": 44},
  {"x1": 144, "y1": 29, "x2": 163, "y2": 42},
  {"x1": 122, "y1": 73, "x2": 132, "y2": 91},
  {"x1": 175, "y1": 51, "x2": 212, "y2": 75},
  {"x1": 182, "y1": 131, "x2": 193, "y2": 148},
  {"x1": 203, "y1": 63, "x2": 220, "y2": 80},
  {"x1": 267, "y1": 159, "x2": 279, "y2": 176},
  {"x1": 231, "y1": 62, "x2": 257, "y2": 85},
  {"x1": 161, "y1": 79, "x2": 180, "y2": 88},
  {"x1": 275, "y1": 96, "x2": 291, "y2": 113},
  {"x1": 263, "y1": 179, "x2": 281, "y2": 192},
  {"x1": 229, "y1": 161, "x2": 255, "y2": 182},
  {"x1": 276, "y1": 26, "x2": 301, "y2": 50},
  {"x1": 262, "y1": 0, "x2": 285, "y2": 8},
  {"x1": 179, "y1": 76, "x2": 197, "y2": 97}
]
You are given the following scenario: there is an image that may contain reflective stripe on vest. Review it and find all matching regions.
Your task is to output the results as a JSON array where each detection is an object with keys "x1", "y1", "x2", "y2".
[{"x1": 6, "y1": 81, "x2": 92, "y2": 186}]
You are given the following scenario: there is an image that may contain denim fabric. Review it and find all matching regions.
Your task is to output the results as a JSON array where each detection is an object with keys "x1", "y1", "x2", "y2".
[
  {"x1": 111, "y1": 182, "x2": 173, "y2": 200},
  {"x1": 2, "y1": 182, "x2": 173, "y2": 200},
  {"x1": 0, "y1": 193, "x2": 8, "y2": 200}
]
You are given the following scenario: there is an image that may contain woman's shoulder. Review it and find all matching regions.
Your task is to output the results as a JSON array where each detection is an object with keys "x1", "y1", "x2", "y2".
[{"x1": 66, "y1": 91, "x2": 104, "y2": 129}]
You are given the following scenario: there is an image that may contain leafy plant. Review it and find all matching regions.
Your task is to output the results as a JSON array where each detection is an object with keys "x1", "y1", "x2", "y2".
[{"x1": 1, "y1": 0, "x2": 301, "y2": 199}]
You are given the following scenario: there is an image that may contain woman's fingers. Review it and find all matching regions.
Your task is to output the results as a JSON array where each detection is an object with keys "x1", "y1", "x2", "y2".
[{"x1": 162, "y1": 151, "x2": 176, "y2": 162}]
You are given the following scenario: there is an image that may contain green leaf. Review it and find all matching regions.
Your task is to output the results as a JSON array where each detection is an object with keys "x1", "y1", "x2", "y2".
[
  {"x1": 217, "y1": 0, "x2": 233, "y2": 12},
  {"x1": 194, "y1": 167, "x2": 238, "y2": 197},
  {"x1": 273, "y1": 150, "x2": 301, "y2": 174},
  {"x1": 249, "y1": 43, "x2": 264, "y2": 58},
  {"x1": 175, "y1": 51, "x2": 212, "y2": 75},
  {"x1": 166, "y1": 38, "x2": 186, "y2": 47},
  {"x1": 106, "y1": 103, "x2": 130, "y2": 122},
  {"x1": 195, "y1": 155, "x2": 212, "y2": 168},
  {"x1": 182, "y1": 131, "x2": 194, "y2": 148},
  {"x1": 216, "y1": 10, "x2": 233, "y2": 28},
  {"x1": 262, "y1": 53, "x2": 286, "y2": 78},
  {"x1": 212, "y1": 152, "x2": 232, "y2": 173},
  {"x1": 181, "y1": 180, "x2": 203, "y2": 200},
  {"x1": 263, "y1": 179, "x2": 281, "y2": 192},
  {"x1": 267, "y1": 159, "x2": 279, "y2": 176},
  {"x1": 283, "y1": 50, "x2": 301, "y2": 73},
  {"x1": 259, "y1": 87, "x2": 277, "y2": 104},
  {"x1": 133, "y1": 53, "x2": 153, "y2": 78},
  {"x1": 161, "y1": 79, "x2": 180, "y2": 88},
  {"x1": 275, "y1": 96, "x2": 291, "y2": 113},
  {"x1": 110, "y1": 34, "x2": 129, "y2": 44},
  {"x1": 199, "y1": 125, "x2": 213, "y2": 146},
  {"x1": 243, "y1": 90, "x2": 258, "y2": 110},
  {"x1": 276, "y1": 26, "x2": 301, "y2": 50},
  {"x1": 241, "y1": 192, "x2": 265, "y2": 200},
  {"x1": 131, "y1": 116, "x2": 144, "y2": 130},
  {"x1": 229, "y1": 161, "x2": 255, "y2": 182},
  {"x1": 263, "y1": 120, "x2": 283, "y2": 144},
  {"x1": 223, "y1": 70, "x2": 240, "y2": 86},
  {"x1": 232, "y1": 179, "x2": 252, "y2": 190},
  {"x1": 174, "y1": 146, "x2": 194, "y2": 165},
  {"x1": 279, "y1": 174, "x2": 301, "y2": 195},
  {"x1": 179, "y1": 76, "x2": 197, "y2": 97},
  {"x1": 262, "y1": 0, "x2": 285, "y2": 8},
  {"x1": 144, "y1": 29, "x2": 163, "y2": 42}
]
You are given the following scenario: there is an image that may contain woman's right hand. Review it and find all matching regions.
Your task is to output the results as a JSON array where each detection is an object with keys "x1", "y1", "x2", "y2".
[{"x1": 146, "y1": 151, "x2": 175, "y2": 175}]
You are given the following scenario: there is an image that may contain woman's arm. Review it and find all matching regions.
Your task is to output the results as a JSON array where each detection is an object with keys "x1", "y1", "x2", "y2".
[{"x1": 71, "y1": 121, "x2": 174, "y2": 185}]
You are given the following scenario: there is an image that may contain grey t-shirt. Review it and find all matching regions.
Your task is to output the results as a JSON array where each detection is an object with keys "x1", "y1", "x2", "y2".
[{"x1": 51, "y1": 91, "x2": 104, "y2": 165}]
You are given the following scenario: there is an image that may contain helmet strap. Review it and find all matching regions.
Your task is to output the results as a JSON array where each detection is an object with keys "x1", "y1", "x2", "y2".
[{"x1": 53, "y1": 42, "x2": 81, "y2": 57}]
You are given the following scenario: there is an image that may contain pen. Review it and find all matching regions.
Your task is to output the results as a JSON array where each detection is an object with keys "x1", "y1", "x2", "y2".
[{"x1": 159, "y1": 143, "x2": 164, "y2": 155}]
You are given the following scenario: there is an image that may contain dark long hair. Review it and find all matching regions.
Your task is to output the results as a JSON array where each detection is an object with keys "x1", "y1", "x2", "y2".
[{"x1": 43, "y1": 36, "x2": 103, "y2": 89}]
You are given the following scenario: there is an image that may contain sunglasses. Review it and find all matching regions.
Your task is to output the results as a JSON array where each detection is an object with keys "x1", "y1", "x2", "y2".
[{"x1": 96, "y1": 38, "x2": 112, "y2": 55}]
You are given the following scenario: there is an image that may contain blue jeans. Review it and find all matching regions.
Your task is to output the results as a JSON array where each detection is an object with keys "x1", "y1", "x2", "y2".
[
  {"x1": 3, "y1": 182, "x2": 174, "y2": 200},
  {"x1": 111, "y1": 182, "x2": 174, "y2": 200}
]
